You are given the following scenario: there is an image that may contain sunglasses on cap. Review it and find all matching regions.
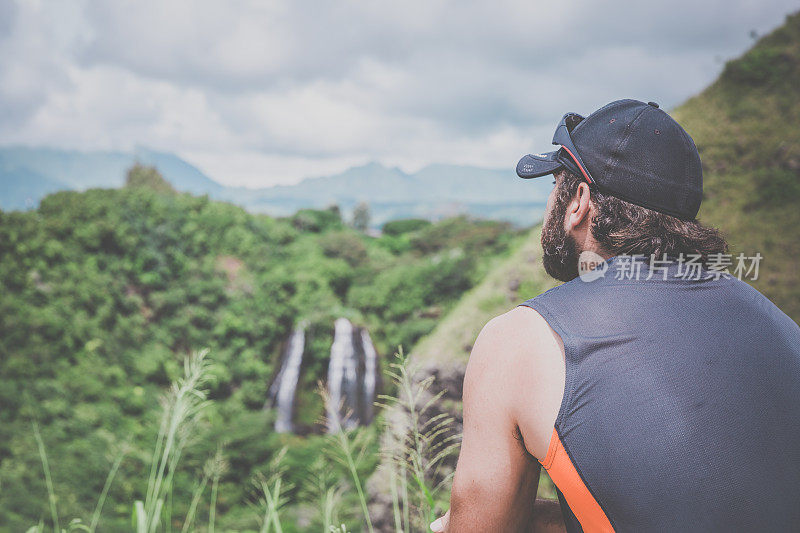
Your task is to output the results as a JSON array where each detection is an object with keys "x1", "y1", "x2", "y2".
[{"x1": 553, "y1": 112, "x2": 597, "y2": 188}]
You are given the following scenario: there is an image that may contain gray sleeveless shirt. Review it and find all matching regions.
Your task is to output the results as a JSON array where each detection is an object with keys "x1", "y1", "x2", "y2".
[{"x1": 519, "y1": 255, "x2": 800, "y2": 532}]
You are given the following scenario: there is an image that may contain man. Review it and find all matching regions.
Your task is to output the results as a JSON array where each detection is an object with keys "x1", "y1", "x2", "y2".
[{"x1": 431, "y1": 99, "x2": 800, "y2": 532}]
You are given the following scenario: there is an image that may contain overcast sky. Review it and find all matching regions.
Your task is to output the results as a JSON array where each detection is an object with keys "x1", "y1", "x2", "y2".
[{"x1": 0, "y1": 1, "x2": 796, "y2": 187}]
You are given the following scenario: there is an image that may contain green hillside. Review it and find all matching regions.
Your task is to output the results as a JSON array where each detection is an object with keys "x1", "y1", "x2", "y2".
[
  {"x1": 0, "y1": 175, "x2": 523, "y2": 530},
  {"x1": 673, "y1": 10, "x2": 800, "y2": 322}
]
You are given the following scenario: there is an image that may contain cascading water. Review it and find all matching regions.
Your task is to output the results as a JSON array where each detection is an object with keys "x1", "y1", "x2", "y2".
[
  {"x1": 270, "y1": 318, "x2": 380, "y2": 434},
  {"x1": 327, "y1": 317, "x2": 380, "y2": 432},
  {"x1": 268, "y1": 325, "x2": 305, "y2": 433},
  {"x1": 327, "y1": 317, "x2": 358, "y2": 432},
  {"x1": 360, "y1": 328, "x2": 378, "y2": 424}
]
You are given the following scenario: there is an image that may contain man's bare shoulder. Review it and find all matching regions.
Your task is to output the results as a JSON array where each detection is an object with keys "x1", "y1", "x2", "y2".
[
  {"x1": 476, "y1": 305, "x2": 562, "y2": 358},
  {"x1": 467, "y1": 305, "x2": 566, "y2": 459}
]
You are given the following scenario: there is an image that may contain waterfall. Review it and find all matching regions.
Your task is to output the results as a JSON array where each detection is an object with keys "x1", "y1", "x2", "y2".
[
  {"x1": 327, "y1": 318, "x2": 358, "y2": 432},
  {"x1": 360, "y1": 328, "x2": 378, "y2": 424},
  {"x1": 269, "y1": 318, "x2": 380, "y2": 435},
  {"x1": 269, "y1": 326, "x2": 306, "y2": 433},
  {"x1": 327, "y1": 317, "x2": 380, "y2": 432}
]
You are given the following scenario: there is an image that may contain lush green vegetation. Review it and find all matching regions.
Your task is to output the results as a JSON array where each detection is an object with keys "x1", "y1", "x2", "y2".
[
  {"x1": 673, "y1": 10, "x2": 800, "y2": 322},
  {"x1": 0, "y1": 170, "x2": 522, "y2": 530},
  {"x1": 25, "y1": 348, "x2": 456, "y2": 533}
]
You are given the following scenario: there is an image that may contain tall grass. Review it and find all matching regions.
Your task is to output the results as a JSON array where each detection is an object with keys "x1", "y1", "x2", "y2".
[
  {"x1": 252, "y1": 446, "x2": 291, "y2": 533},
  {"x1": 301, "y1": 456, "x2": 345, "y2": 531},
  {"x1": 29, "y1": 344, "x2": 459, "y2": 532},
  {"x1": 135, "y1": 348, "x2": 211, "y2": 533},
  {"x1": 319, "y1": 385, "x2": 376, "y2": 533},
  {"x1": 29, "y1": 423, "x2": 128, "y2": 533},
  {"x1": 319, "y1": 346, "x2": 459, "y2": 533},
  {"x1": 89, "y1": 442, "x2": 131, "y2": 532},
  {"x1": 378, "y1": 346, "x2": 460, "y2": 531},
  {"x1": 180, "y1": 460, "x2": 210, "y2": 533},
  {"x1": 32, "y1": 420, "x2": 60, "y2": 533},
  {"x1": 180, "y1": 446, "x2": 227, "y2": 533},
  {"x1": 208, "y1": 445, "x2": 227, "y2": 533}
]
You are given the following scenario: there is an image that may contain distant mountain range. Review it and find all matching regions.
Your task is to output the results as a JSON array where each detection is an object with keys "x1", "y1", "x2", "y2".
[{"x1": 0, "y1": 147, "x2": 552, "y2": 227}]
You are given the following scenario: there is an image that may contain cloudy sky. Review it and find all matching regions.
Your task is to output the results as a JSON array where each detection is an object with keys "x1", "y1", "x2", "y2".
[{"x1": 0, "y1": 1, "x2": 796, "y2": 187}]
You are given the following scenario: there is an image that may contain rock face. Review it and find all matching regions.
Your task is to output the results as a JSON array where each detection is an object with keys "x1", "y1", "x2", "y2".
[{"x1": 327, "y1": 317, "x2": 381, "y2": 432}]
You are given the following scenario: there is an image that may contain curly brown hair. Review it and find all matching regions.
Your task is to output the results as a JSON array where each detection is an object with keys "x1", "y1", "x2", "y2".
[{"x1": 554, "y1": 169, "x2": 728, "y2": 262}]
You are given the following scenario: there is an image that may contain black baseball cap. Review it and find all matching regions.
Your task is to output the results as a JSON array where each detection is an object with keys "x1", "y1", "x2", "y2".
[{"x1": 516, "y1": 99, "x2": 703, "y2": 220}]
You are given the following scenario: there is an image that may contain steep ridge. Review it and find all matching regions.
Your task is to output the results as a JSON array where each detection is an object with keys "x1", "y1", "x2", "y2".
[{"x1": 673, "y1": 10, "x2": 800, "y2": 321}]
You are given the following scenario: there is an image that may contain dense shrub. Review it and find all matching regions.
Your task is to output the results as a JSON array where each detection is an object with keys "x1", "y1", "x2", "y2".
[
  {"x1": 382, "y1": 218, "x2": 432, "y2": 236},
  {"x1": 0, "y1": 184, "x2": 514, "y2": 529}
]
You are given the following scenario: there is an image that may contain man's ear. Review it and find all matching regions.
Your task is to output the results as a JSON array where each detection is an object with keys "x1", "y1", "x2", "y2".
[{"x1": 565, "y1": 181, "x2": 593, "y2": 233}]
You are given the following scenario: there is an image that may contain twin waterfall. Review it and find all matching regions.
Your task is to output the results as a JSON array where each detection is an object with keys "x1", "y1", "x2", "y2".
[{"x1": 268, "y1": 318, "x2": 379, "y2": 434}]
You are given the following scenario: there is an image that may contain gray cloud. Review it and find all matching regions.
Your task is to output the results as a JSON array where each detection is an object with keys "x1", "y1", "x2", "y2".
[
  {"x1": 0, "y1": 0, "x2": 17, "y2": 35},
  {"x1": 0, "y1": 0, "x2": 796, "y2": 186}
]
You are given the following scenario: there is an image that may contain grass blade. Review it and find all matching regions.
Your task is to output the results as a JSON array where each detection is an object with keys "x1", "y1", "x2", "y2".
[{"x1": 32, "y1": 421, "x2": 59, "y2": 533}]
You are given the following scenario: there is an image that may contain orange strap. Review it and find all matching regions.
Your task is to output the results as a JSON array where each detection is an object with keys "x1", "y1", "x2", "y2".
[{"x1": 541, "y1": 428, "x2": 615, "y2": 533}]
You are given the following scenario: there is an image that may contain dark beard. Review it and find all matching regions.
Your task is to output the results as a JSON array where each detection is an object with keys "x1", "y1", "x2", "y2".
[{"x1": 541, "y1": 200, "x2": 580, "y2": 282}]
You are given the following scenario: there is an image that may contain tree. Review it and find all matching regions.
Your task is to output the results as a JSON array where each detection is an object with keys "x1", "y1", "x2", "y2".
[
  {"x1": 352, "y1": 202, "x2": 370, "y2": 232},
  {"x1": 125, "y1": 163, "x2": 176, "y2": 194}
]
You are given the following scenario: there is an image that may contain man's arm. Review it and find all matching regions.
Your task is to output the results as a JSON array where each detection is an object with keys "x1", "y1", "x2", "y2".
[
  {"x1": 443, "y1": 314, "x2": 543, "y2": 532},
  {"x1": 433, "y1": 499, "x2": 565, "y2": 533}
]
